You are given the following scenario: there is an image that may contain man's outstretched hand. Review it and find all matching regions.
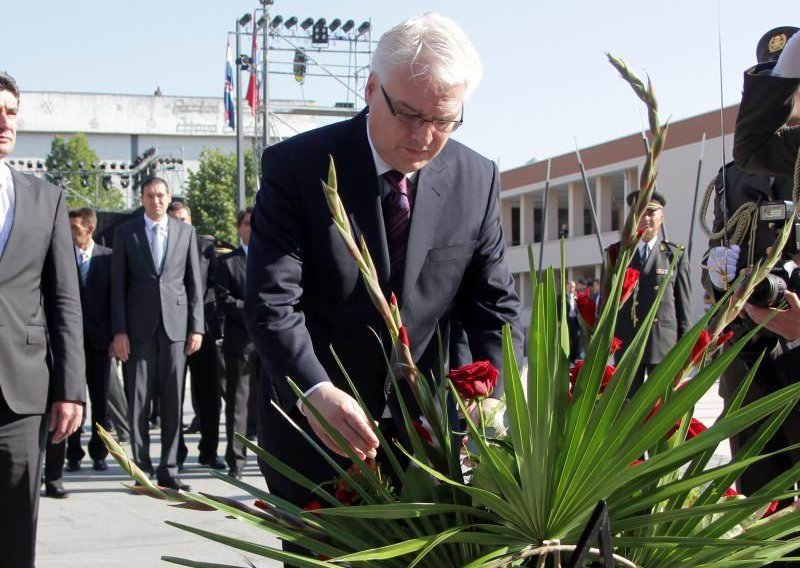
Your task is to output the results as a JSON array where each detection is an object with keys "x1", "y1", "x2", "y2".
[{"x1": 302, "y1": 383, "x2": 379, "y2": 461}]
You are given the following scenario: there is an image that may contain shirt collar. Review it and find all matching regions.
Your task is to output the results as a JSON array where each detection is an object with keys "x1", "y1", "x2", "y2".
[
  {"x1": 144, "y1": 214, "x2": 168, "y2": 232},
  {"x1": 365, "y1": 114, "x2": 419, "y2": 183},
  {"x1": 241, "y1": 243, "x2": 249, "y2": 256},
  {"x1": 76, "y1": 239, "x2": 95, "y2": 259},
  {"x1": 642, "y1": 236, "x2": 658, "y2": 252},
  {"x1": 0, "y1": 160, "x2": 12, "y2": 189}
]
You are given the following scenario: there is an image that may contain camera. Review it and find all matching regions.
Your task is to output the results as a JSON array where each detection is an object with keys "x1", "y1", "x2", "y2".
[{"x1": 747, "y1": 200, "x2": 800, "y2": 308}]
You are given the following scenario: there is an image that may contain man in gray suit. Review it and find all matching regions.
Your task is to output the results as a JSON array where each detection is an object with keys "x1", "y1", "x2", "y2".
[
  {"x1": 111, "y1": 177, "x2": 203, "y2": 491},
  {"x1": 0, "y1": 71, "x2": 85, "y2": 568}
]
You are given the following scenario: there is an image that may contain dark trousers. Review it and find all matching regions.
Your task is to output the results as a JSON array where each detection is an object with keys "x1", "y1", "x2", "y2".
[
  {"x1": 188, "y1": 337, "x2": 221, "y2": 460},
  {"x1": 224, "y1": 350, "x2": 259, "y2": 471},
  {"x1": 66, "y1": 346, "x2": 112, "y2": 462},
  {"x1": 0, "y1": 396, "x2": 47, "y2": 568},
  {"x1": 106, "y1": 360, "x2": 130, "y2": 441},
  {"x1": 126, "y1": 327, "x2": 185, "y2": 481},
  {"x1": 44, "y1": 431, "x2": 66, "y2": 489},
  {"x1": 567, "y1": 316, "x2": 581, "y2": 363}
]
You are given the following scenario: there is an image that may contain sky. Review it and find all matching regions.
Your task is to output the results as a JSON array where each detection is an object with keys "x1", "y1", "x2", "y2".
[{"x1": 4, "y1": 0, "x2": 794, "y2": 170}]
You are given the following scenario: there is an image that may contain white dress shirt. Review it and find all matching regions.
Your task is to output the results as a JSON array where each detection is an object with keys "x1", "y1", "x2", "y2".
[
  {"x1": 143, "y1": 214, "x2": 169, "y2": 272},
  {"x1": 75, "y1": 239, "x2": 96, "y2": 285},
  {"x1": 0, "y1": 160, "x2": 16, "y2": 257}
]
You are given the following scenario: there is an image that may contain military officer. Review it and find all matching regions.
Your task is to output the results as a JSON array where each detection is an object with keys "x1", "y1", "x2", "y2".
[{"x1": 608, "y1": 190, "x2": 692, "y2": 396}]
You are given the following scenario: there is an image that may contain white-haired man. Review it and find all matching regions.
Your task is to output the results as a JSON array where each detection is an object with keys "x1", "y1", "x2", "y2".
[{"x1": 245, "y1": 13, "x2": 522, "y2": 507}]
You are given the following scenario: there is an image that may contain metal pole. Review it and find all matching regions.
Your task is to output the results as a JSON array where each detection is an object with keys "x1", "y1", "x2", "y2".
[
  {"x1": 574, "y1": 141, "x2": 605, "y2": 257},
  {"x1": 537, "y1": 158, "x2": 552, "y2": 280},
  {"x1": 235, "y1": 20, "x2": 246, "y2": 212},
  {"x1": 268, "y1": 2, "x2": 270, "y2": 150},
  {"x1": 687, "y1": 133, "x2": 707, "y2": 260}
]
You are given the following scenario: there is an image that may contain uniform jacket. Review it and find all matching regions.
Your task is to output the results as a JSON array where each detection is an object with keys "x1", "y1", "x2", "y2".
[{"x1": 610, "y1": 237, "x2": 692, "y2": 365}]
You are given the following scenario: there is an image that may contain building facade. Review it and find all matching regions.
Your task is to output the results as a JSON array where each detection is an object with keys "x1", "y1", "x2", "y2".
[{"x1": 500, "y1": 105, "x2": 739, "y2": 331}]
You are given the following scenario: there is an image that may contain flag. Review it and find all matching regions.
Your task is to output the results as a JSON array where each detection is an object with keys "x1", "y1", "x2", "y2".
[
  {"x1": 246, "y1": 12, "x2": 260, "y2": 117},
  {"x1": 224, "y1": 37, "x2": 235, "y2": 130}
]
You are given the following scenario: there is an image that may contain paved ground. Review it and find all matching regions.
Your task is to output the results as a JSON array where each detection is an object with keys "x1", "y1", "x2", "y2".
[
  {"x1": 35, "y1": 380, "x2": 730, "y2": 567},
  {"x1": 37, "y1": 426, "x2": 282, "y2": 568}
]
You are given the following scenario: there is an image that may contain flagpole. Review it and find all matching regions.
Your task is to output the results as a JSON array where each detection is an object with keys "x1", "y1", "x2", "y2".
[{"x1": 235, "y1": 19, "x2": 246, "y2": 212}]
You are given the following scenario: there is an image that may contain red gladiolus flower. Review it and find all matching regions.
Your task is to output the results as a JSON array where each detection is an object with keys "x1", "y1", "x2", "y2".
[
  {"x1": 390, "y1": 292, "x2": 399, "y2": 308},
  {"x1": 398, "y1": 326, "x2": 410, "y2": 347},
  {"x1": 762, "y1": 501, "x2": 779, "y2": 518},
  {"x1": 335, "y1": 479, "x2": 358, "y2": 505},
  {"x1": 254, "y1": 499, "x2": 269, "y2": 511},
  {"x1": 686, "y1": 418, "x2": 707, "y2": 439},
  {"x1": 723, "y1": 487, "x2": 739, "y2": 498},
  {"x1": 691, "y1": 330, "x2": 711, "y2": 363},
  {"x1": 636, "y1": 228, "x2": 646, "y2": 239},
  {"x1": 411, "y1": 420, "x2": 433, "y2": 444},
  {"x1": 631, "y1": 458, "x2": 644, "y2": 467},
  {"x1": 304, "y1": 500, "x2": 323, "y2": 511},
  {"x1": 449, "y1": 361, "x2": 499, "y2": 400},
  {"x1": 620, "y1": 268, "x2": 640, "y2": 304},
  {"x1": 610, "y1": 336, "x2": 623, "y2": 355},
  {"x1": 576, "y1": 291, "x2": 597, "y2": 328},
  {"x1": 716, "y1": 330, "x2": 734, "y2": 347}
]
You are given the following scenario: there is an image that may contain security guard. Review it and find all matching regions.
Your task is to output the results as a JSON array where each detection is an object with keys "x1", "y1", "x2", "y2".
[{"x1": 608, "y1": 190, "x2": 692, "y2": 397}]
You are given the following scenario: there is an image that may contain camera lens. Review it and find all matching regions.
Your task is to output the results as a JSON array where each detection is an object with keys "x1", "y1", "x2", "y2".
[{"x1": 748, "y1": 273, "x2": 788, "y2": 308}]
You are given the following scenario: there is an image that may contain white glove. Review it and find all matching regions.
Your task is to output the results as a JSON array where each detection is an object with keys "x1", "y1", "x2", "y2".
[
  {"x1": 774, "y1": 32, "x2": 800, "y2": 78},
  {"x1": 707, "y1": 245, "x2": 740, "y2": 290}
]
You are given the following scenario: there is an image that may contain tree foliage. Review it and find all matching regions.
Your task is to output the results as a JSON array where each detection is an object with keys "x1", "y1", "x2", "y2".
[
  {"x1": 185, "y1": 148, "x2": 258, "y2": 244},
  {"x1": 44, "y1": 133, "x2": 126, "y2": 211}
]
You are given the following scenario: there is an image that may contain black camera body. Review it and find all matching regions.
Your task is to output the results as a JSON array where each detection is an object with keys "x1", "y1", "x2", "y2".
[{"x1": 747, "y1": 200, "x2": 800, "y2": 308}]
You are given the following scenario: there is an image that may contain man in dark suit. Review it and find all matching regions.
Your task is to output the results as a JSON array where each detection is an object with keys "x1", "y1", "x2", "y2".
[
  {"x1": 245, "y1": 14, "x2": 522, "y2": 507},
  {"x1": 111, "y1": 177, "x2": 203, "y2": 491},
  {"x1": 167, "y1": 201, "x2": 224, "y2": 470},
  {"x1": 217, "y1": 208, "x2": 258, "y2": 479},
  {"x1": 734, "y1": 26, "x2": 800, "y2": 177},
  {"x1": 41, "y1": 208, "x2": 115, "y2": 499},
  {"x1": 0, "y1": 71, "x2": 85, "y2": 568},
  {"x1": 608, "y1": 190, "x2": 692, "y2": 397},
  {"x1": 65, "y1": 207, "x2": 114, "y2": 472}
]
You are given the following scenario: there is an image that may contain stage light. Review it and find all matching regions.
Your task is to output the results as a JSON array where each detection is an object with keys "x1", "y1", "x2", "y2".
[
  {"x1": 329, "y1": 18, "x2": 341, "y2": 32},
  {"x1": 238, "y1": 13, "x2": 252, "y2": 27},
  {"x1": 356, "y1": 21, "x2": 370, "y2": 37},
  {"x1": 121, "y1": 175, "x2": 130, "y2": 188},
  {"x1": 312, "y1": 19, "x2": 328, "y2": 44},
  {"x1": 300, "y1": 17, "x2": 314, "y2": 30},
  {"x1": 341, "y1": 19, "x2": 355, "y2": 33},
  {"x1": 270, "y1": 15, "x2": 283, "y2": 29},
  {"x1": 256, "y1": 15, "x2": 267, "y2": 29},
  {"x1": 102, "y1": 175, "x2": 112, "y2": 190},
  {"x1": 284, "y1": 16, "x2": 297, "y2": 29}
]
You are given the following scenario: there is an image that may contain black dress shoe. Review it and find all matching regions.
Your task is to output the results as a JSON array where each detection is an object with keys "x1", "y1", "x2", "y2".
[
  {"x1": 199, "y1": 456, "x2": 226, "y2": 470},
  {"x1": 44, "y1": 484, "x2": 69, "y2": 499},
  {"x1": 184, "y1": 417, "x2": 200, "y2": 434},
  {"x1": 227, "y1": 468, "x2": 242, "y2": 480},
  {"x1": 158, "y1": 477, "x2": 191, "y2": 491},
  {"x1": 93, "y1": 459, "x2": 108, "y2": 471},
  {"x1": 65, "y1": 459, "x2": 81, "y2": 472}
]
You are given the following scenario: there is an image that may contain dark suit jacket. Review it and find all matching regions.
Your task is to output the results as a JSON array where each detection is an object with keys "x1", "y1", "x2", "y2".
[
  {"x1": 197, "y1": 234, "x2": 219, "y2": 339},
  {"x1": 609, "y1": 238, "x2": 692, "y2": 365},
  {"x1": 245, "y1": 110, "x2": 522, "y2": 416},
  {"x1": 734, "y1": 62, "x2": 800, "y2": 177},
  {"x1": 80, "y1": 243, "x2": 113, "y2": 352},
  {"x1": 216, "y1": 247, "x2": 252, "y2": 355},
  {"x1": 0, "y1": 170, "x2": 85, "y2": 414},
  {"x1": 111, "y1": 215, "x2": 203, "y2": 342}
]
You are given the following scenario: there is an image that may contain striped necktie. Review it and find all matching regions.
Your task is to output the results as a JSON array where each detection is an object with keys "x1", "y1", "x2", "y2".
[{"x1": 382, "y1": 170, "x2": 411, "y2": 287}]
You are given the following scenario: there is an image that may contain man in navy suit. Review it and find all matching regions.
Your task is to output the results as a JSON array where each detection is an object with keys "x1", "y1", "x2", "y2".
[
  {"x1": 111, "y1": 177, "x2": 203, "y2": 491},
  {"x1": 245, "y1": 13, "x2": 522, "y2": 507},
  {"x1": 0, "y1": 71, "x2": 85, "y2": 568},
  {"x1": 217, "y1": 207, "x2": 258, "y2": 479}
]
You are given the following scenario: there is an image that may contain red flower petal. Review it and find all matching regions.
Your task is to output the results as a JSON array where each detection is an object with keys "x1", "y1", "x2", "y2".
[
  {"x1": 398, "y1": 326, "x2": 410, "y2": 347},
  {"x1": 304, "y1": 500, "x2": 323, "y2": 511},
  {"x1": 610, "y1": 336, "x2": 623, "y2": 355},
  {"x1": 576, "y1": 291, "x2": 597, "y2": 328},
  {"x1": 691, "y1": 330, "x2": 712, "y2": 363},
  {"x1": 621, "y1": 268, "x2": 640, "y2": 304},
  {"x1": 411, "y1": 420, "x2": 433, "y2": 444}
]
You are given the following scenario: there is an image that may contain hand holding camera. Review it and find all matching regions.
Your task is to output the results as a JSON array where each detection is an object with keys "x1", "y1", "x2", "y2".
[{"x1": 744, "y1": 291, "x2": 800, "y2": 341}]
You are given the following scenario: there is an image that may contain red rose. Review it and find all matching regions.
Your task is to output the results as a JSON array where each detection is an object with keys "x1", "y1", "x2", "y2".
[
  {"x1": 621, "y1": 268, "x2": 640, "y2": 304},
  {"x1": 610, "y1": 336, "x2": 623, "y2": 355},
  {"x1": 449, "y1": 361, "x2": 499, "y2": 400},
  {"x1": 569, "y1": 360, "x2": 615, "y2": 396},
  {"x1": 576, "y1": 291, "x2": 597, "y2": 328}
]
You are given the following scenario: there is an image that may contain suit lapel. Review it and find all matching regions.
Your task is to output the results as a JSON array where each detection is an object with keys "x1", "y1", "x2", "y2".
[
  {"x1": 0, "y1": 169, "x2": 30, "y2": 269},
  {"x1": 341, "y1": 112, "x2": 390, "y2": 285},
  {"x1": 134, "y1": 218, "x2": 158, "y2": 274},
  {"x1": 164, "y1": 216, "x2": 180, "y2": 270},
  {"x1": 400, "y1": 155, "x2": 447, "y2": 305}
]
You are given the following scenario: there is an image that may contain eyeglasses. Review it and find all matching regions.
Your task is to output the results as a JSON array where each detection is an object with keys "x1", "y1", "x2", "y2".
[{"x1": 380, "y1": 84, "x2": 463, "y2": 133}]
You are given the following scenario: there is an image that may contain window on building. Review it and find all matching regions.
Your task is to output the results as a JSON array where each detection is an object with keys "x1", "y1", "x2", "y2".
[
  {"x1": 511, "y1": 206, "x2": 520, "y2": 246},
  {"x1": 533, "y1": 208, "x2": 543, "y2": 242}
]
